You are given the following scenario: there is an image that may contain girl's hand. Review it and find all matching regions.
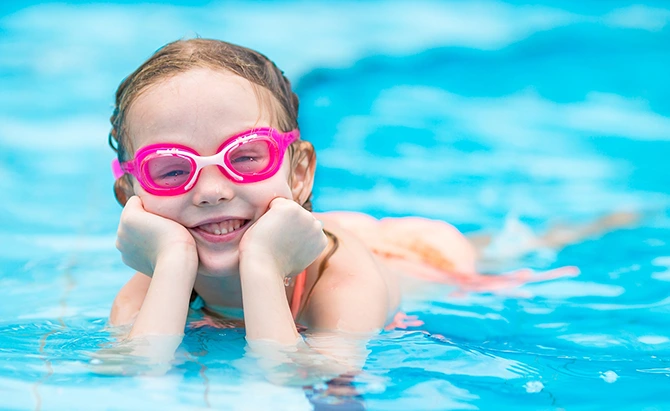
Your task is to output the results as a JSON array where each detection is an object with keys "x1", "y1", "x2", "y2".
[
  {"x1": 116, "y1": 196, "x2": 197, "y2": 276},
  {"x1": 240, "y1": 198, "x2": 328, "y2": 279}
]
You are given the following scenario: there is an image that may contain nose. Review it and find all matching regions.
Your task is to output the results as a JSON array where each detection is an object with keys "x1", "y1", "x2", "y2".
[{"x1": 191, "y1": 165, "x2": 236, "y2": 206}]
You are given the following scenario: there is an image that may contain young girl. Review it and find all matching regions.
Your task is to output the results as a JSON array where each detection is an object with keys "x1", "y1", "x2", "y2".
[
  {"x1": 107, "y1": 39, "x2": 633, "y2": 374},
  {"x1": 108, "y1": 37, "x2": 407, "y2": 353}
]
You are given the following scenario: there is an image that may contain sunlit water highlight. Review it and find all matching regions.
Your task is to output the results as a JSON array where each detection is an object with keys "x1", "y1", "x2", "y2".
[{"x1": 1, "y1": 1, "x2": 670, "y2": 410}]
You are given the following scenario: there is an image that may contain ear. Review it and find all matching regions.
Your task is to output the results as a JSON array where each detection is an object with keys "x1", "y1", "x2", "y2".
[
  {"x1": 113, "y1": 175, "x2": 135, "y2": 206},
  {"x1": 289, "y1": 141, "x2": 316, "y2": 206}
]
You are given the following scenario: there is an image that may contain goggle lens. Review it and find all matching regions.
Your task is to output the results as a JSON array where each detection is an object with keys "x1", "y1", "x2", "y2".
[
  {"x1": 144, "y1": 154, "x2": 193, "y2": 189},
  {"x1": 227, "y1": 139, "x2": 274, "y2": 175}
]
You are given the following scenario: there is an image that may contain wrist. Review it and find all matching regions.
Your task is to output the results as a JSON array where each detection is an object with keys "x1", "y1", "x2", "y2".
[
  {"x1": 153, "y1": 245, "x2": 198, "y2": 282},
  {"x1": 156, "y1": 241, "x2": 197, "y2": 267},
  {"x1": 239, "y1": 252, "x2": 289, "y2": 279}
]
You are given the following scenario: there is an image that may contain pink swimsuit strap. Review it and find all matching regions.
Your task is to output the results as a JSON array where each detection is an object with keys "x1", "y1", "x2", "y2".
[{"x1": 290, "y1": 270, "x2": 307, "y2": 320}]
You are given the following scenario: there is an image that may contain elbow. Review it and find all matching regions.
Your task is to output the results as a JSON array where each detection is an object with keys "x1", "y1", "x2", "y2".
[{"x1": 109, "y1": 294, "x2": 140, "y2": 327}]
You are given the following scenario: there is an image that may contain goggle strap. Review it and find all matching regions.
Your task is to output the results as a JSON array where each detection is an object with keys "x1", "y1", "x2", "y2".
[
  {"x1": 111, "y1": 159, "x2": 124, "y2": 180},
  {"x1": 283, "y1": 129, "x2": 300, "y2": 148}
]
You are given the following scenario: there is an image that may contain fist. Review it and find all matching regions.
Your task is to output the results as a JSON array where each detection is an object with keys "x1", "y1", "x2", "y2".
[
  {"x1": 116, "y1": 196, "x2": 197, "y2": 275},
  {"x1": 240, "y1": 198, "x2": 328, "y2": 278}
]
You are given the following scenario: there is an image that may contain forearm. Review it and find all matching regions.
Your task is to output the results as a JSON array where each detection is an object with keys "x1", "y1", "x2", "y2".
[
  {"x1": 238, "y1": 258, "x2": 372, "y2": 384},
  {"x1": 91, "y1": 250, "x2": 196, "y2": 375},
  {"x1": 239, "y1": 257, "x2": 300, "y2": 345},
  {"x1": 129, "y1": 247, "x2": 198, "y2": 338}
]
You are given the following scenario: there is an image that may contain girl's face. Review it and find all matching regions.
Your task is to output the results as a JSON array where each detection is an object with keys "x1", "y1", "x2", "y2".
[{"x1": 125, "y1": 68, "x2": 294, "y2": 277}]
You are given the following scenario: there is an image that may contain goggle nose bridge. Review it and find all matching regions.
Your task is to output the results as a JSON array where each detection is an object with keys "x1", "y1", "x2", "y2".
[{"x1": 181, "y1": 149, "x2": 244, "y2": 190}]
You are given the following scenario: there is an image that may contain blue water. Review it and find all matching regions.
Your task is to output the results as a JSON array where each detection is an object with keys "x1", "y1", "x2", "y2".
[{"x1": 1, "y1": 1, "x2": 670, "y2": 410}]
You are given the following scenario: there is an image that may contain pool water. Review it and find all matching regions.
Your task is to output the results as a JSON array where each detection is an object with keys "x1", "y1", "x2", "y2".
[{"x1": 1, "y1": 1, "x2": 670, "y2": 410}]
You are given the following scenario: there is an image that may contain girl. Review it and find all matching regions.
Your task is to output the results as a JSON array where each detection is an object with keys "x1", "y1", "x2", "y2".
[
  {"x1": 107, "y1": 39, "x2": 632, "y2": 374},
  {"x1": 107, "y1": 39, "x2": 405, "y2": 361}
]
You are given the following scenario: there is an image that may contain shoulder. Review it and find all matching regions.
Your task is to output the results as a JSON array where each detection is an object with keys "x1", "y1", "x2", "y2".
[
  {"x1": 301, "y1": 215, "x2": 399, "y2": 332},
  {"x1": 109, "y1": 272, "x2": 151, "y2": 326}
]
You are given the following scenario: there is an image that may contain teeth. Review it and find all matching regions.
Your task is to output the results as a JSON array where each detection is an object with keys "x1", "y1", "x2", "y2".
[{"x1": 199, "y1": 219, "x2": 246, "y2": 235}]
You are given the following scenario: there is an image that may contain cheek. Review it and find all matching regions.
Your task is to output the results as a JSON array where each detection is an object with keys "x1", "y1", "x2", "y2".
[
  {"x1": 136, "y1": 191, "x2": 185, "y2": 221},
  {"x1": 243, "y1": 178, "x2": 293, "y2": 208}
]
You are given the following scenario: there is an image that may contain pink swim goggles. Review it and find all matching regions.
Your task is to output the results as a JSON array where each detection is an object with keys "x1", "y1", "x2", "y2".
[{"x1": 112, "y1": 127, "x2": 299, "y2": 196}]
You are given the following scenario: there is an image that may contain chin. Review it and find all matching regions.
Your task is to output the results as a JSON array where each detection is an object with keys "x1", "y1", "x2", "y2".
[{"x1": 195, "y1": 248, "x2": 241, "y2": 277}]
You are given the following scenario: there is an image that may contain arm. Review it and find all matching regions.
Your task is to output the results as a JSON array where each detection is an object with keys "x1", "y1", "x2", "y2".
[
  {"x1": 109, "y1": 272, "x2": 150, "y2": 327},
  {"x1": 238, "y1": 198, "x2": 328, "y2": 344},
  {"x1": 128, "y1": 245, "x2": 197, "y2": 337},
  {"x1": 94, "y1": 197, "x2": 198, "y2": 374},
  {"x1": 111, "y1": 196, "x2": 198, "y2": 338},
  {"x1": 239, "y1": 203, "x2": 392, "y2": 383},
  {"x1": 240, "y1": 258, "x2": 301, "y2": 344}
]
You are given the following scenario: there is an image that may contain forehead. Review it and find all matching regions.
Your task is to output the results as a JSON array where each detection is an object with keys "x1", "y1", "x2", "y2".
[{"x1": 124, "y1": 68, "x2": 273, "y2": 153}]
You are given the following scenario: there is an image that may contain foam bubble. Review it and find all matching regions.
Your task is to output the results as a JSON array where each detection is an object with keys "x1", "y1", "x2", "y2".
[
  {"x1": 524, "y1": 381, "x2": 544, "y2": 393},
  {"x1": 600, "y1": 370, "x2": 619, "y2": 383}
]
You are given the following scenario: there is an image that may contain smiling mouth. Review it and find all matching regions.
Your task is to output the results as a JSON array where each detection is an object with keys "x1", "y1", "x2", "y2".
[{"x1": 196, "y1": 219, "x2": 250, "y2": 236}]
